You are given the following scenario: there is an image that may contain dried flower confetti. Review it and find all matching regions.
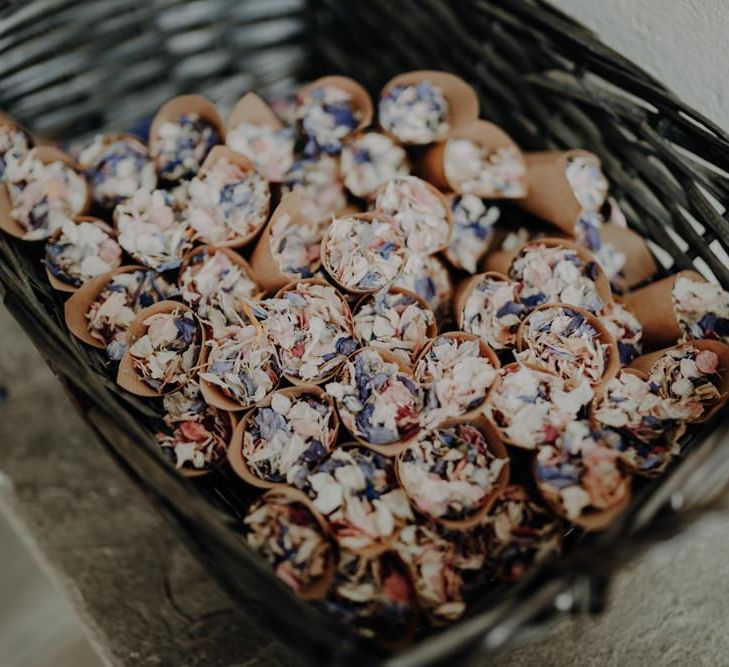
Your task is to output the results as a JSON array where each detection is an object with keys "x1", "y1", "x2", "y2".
[
  {"x1": 415, "y1": 335, "x2": 499, "y2": 426},
  {"x1": 0, "y1": 124, "x2": 32, "y2": 180},
  {"x1": 673, "y1": 275, "x2": 729, "y2": 344},
  {"x1": 297, "y1": 85, "x2": 362, "y2": 155},
  {"x1": 394, "y1": 253, "x2": 453, "y2": 317},
  {"x1": 565, "y1": 155, "x2": 609, "y2": 212},
  {"x1": 326, "y1": 348, "x2": 424, "y2": 447},
  {"x1": 281, "y1": 153, "x2": 347, "y2": 222},
  {"x1": 373, "y1": 175, "x2": 451, "y2": 254},
  {"x1": 226, "y1": 122, "x2": 296, "y2": 182},
  {"x1": 575, "y1": 210, "x2": 627, "y2": 295},
  {"x1": 306, "y1": 446, "x2": 414, "y2": 553},
  {"x1": 341, "y1": 132, "x2": 410, "y2": 199},
  {"x1": 487, "y1": 364, "x2": 593, "y2": 450},
  {"x1": 116, "y1": 188, "x2": 193, "y2": 271},
  {"x1": 152, "y1": 113, "x2": 220, "y2": 182},
  {"x1": 444, "y1": 141, "x2": 526, "y2": 198},
  {"x1": 379, "y1": 81, "x2": 449, "y2": 144},
  {"x1": 398, "y1": 422, "x2": 507, "y2": 523},
  {"x1": 445, "y1": 195, "x2": 499, "y2": 273},
  {"x1": 323, "y1": 214, "x2": 407, "y2": 292},
  {"x1": 78, "y1": 134, "x2": 156, "y2": 209},
  {"x1": 268, "y1": 206, "x2": 329, "y2": 280},
  {"x1": 263, "y1": 281, "x2": 357, "y2": 383},
  {"x1": 602, "y1": 302, "x2": 643, "y2": 365},
  {"x1": 353, "y1": 288, "x2": 435, "y2": 364}
]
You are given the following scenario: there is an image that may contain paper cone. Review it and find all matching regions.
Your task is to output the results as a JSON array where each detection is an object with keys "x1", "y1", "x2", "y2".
[
  {"x1": 117, "y1": 301, "x2": 201, "y2": 397},
  {"x1": 379, "y1": 70, "x2": 479, "y2": 144},
  {"x1": 623, "y1": 270, "x2": 704, "y2": 347},
  {"x1": 453, "y1": 271, "x2": 512, "y2": 329},
  {"x1": 273, "y1": 278, "x2": 355, "y2": 386},
  {"x1": 64, "y1": 264, "x2": 149, "y2": 348},
  {"x1": 629, "y1": 339, "x2": 729, "y2": 422},
  {"x1": 179, "y1": 243, "x2": 259, "y2": 295},
  {"x1": 178, "y1": 410, "x2": 238, "y2": 479},
  {"x1": 227, "y1": 385, "x2": 339, "y2": 489},
  {"x1": 418, "y1": 120, "x2": 526, "y2": 198},
  {"x1": 396, "y1": 415, "x2": 509, "y2": 531},
  {"x1": 227, "y1": 92, "x2": 285, "y2": 133},
  {"x1": 0, "y1": 146, "x2": 90, "y2": 240},
  {"x1": 299, "y1": 75, "x2": 374, "y2": 135},
  {"x1": 599, "y1": 223, "x2": 657, "y2": 288},
  {"x1": 478, "y1": 224, "x2": 570, "y2": 275},
  {"x1": 517, "y1": 149, "x2": 600, "y2": 234}
]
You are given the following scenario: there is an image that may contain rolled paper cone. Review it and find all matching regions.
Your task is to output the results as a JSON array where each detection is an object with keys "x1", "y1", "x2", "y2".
[
  {"x1": 299, "y1": 75, "x2": 374, "y2": 134},
  {"x1": 273, "y1": 278, "x2": 356, "y2": 386},
  {"x1": 117, "y1": 300, "x2": 201, "y2": 398},
  {"x1": 227, "y1": 91, "x2": 285, "y2": 133},
  {"x1": 259, "y1": 486, "x2": 336, "y2": 600},
  {"x1": 396, "y1": 415, "x2": 510, "y2": 531},
  {"x1": 149, "y1": 94, "x2": 226, "y2": 158},
  {"x1": 629, "y1": 339, "x2": 729, "y2": 422},
  {"x1": 414, "y1": 331, "x2": 501, "y2": 424},
  {"x1": 516, "y1": 303, "x2": 620, "y2": 393},
  {"x1": 599, "y1": 223, "x2": 658, "y2": 288},
  {"x1": 418, "y1": 120, "x2": 526, "y2": 198},
  {"x1": 180, "y1": 411, "x2": 238, "y2": 480},
  {"x1": 517, "y1": 149, "x2": 600, "y2": 235},
  {"x1": 335, "y1": 348, "x2": 424, "y2": 458},
  {"x1": 249, "y1": 190, "x2": 316, "y2": 295},
  {"x1": 622, "y1": 270, "x2": 704, "y2": 347},
  {"x1": 453, "y1": 270, "x2": 511, "y2": 329},
  {"x1": 321, "y1": 211, "x2": 406, "y2": 295},
  {"x1": 64, "y1": 264, "x2": 149, "y2": 348},
  {"x1": 227, "y1": 385, "x2": 339, "y2": 489},
  {"x1": 379, "y1": 70, "x2": 479, "y2": 144},
  {"x1": 0, "y1": 146, "x2": 90, "y2": 239},
  {"x1": 45, "y1": 216, "x2": 116, "y2": 293},
  {"x1": 478, "y1": 223, "x2": 571, "y2": 275},
  {"x1": 508, "y1": 236, "x2": 615, "y2": 310},
  {"x1": 179, "y1": 243, "x2": 259, "y2": 295}
]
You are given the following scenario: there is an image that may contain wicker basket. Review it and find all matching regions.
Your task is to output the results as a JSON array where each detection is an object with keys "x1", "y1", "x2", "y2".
[{"x1": 3, "y1": 1, "x2": 729, "y2": 664}]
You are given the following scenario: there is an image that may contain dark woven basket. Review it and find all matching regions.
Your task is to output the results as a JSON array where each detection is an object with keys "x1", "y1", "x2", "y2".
[{"x1": 3, "y1": 1, "x2": 729, "y2": 664}]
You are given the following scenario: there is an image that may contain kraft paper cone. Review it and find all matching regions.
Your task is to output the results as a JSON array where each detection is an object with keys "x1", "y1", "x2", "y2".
[
  {"x1": 45, "y1": 216, "x2": 116, "y2": 293},
  {"x1": 453, "y1": 271, "x2": 512, "y2": 329},
  {"x1": 379, "y1": 70, "x2": 479, "y2": 144},
  {"x1": 299, "y1": 75, "x2": 374, "y2": 135},
  {"x1": 179, "y1": 410, "x2": 238, "y2": 479},
  {"x1": 117, "y1": 300, "x2": 201, "y2": 398},
  {"x1": 149, "y1": 94, "x2": 225, "y2": 160},
  {"x1": 335, "y1": 348, "x2": 424, "y2": 457},
  {"x1": 478, "y1": 224, "x2": 570, "y2": 274},
  {"x1": 418, "y1": 120, "x2": 526, "y2": 198},
  {"x1": 516, "y1": 303, "x2": 620, "y2": 393},
  {"x1": 517, "y1": 149, "x2": 600, "y2": 234},
  {"x1": 64, "y1": 264, "x2": 149, "y2": 348},
  {"x1": 508, "y1": 237, "x2": 614, "y2": 310},
  {"x1": 273, "y1": 278, "x2": 355, "y2": 386},
  {"x1": 321, "y1": 212, "x2": 405, "y2": 295},
  {"x1": 258, "y1": 486, "x2": 336, "y2": 600},
  {"x1": 414, "y1": 331, "x2": 501, "y2": 425},
  {"x1": 227, "y1": 92, "x2": 285, "y2": 133},
  {"x1": 629, "y1": 339, "x2": 729, "y2": 422},
  {"x1": 179, "y1": 243, "x2": 259, "y2": 295},
  {"x1": 353, "y1": 286, "x2": 438, "y2": 365},
  {"x1": 227, "y1": 385, "x2": 339, "y2": 489},
  {"x1": 249, "y1": 190, "x2": 317, "y2": 294},
  {"x1": 623, "y1": 270, "x2": 704, "y2": 347},
  {"x1": 0, "y1": 146, "x2": 90, "y2": 240},
  {"x1": 599, "y1": 223, "x2": 657, "y2": 288},
  {"x1": 396, "y1": 415, "x2": 509, "y2": 531}
]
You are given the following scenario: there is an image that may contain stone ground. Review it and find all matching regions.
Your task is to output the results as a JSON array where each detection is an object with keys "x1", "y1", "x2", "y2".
[{"x1": 2, "y1": 301, "x2": 729, "y2": 667}]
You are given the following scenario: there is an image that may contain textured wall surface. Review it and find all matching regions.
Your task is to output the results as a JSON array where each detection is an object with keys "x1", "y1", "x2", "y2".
[{"x1": 552, "y1": 0, "x2": 729, "y2": 130}]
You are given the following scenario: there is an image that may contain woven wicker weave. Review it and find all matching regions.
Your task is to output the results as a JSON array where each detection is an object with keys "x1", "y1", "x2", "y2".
[{"x1": 2, "y1": 1, "x2": 729, "y2": 665}]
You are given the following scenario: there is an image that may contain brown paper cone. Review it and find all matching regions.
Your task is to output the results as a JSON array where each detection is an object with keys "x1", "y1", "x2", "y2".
[
  {"x1": 321, "y1": 212, "x2": 405, "y2": 295},
  {"x1": 516, "y1": 303, "x2": 619, "y2": 393},
  {"x1": 414, "y1": 332, "x2": 501, "y2": 424},
  {"x1": 227, "y1": 385, "x2": 339, "y2": 489},
  {"x1": 478, "y1": 224, "x2": 571, "y2": 275},
  {"x1": 273, "y1": 278, "x2": 355, "y2": 386},
  {"x1": 629, "y1": 339, "x2": 729, "y2": 422},
  {"x1": 0, "y1": 146, "x2": 90, "y2": 240},
  {"x1": 178, "y1": 410, "x2": 238, "y2": 479},
  {"x1": 623, "y1": 270, "x2": 704, "y2": 347},
  {"x1": 396, "y1": 415, "x2": 509, "y2": 531},
  {"x1": 299, "y1": 75, "x2": 374, "y2": 135},
  {"x1": 179, "y1": 243, "x2": 259, "y2": 295},
  {"x1": 334, "y1": 348, "x2": 424, "y2": 457},
  {"x1": 599, "y1": 223, "x2": 658, "y2": 289},
  {"x1": 508, "y1": 237, "x2": 614, "y2": 310},
  {"x1": 64, "y1": 264, "x2": 149, "y2": 348},
  {"x1": 379, "y1": 70, "x2": 479, "y2": 144},
  {"x1": 352, "y1": 285, "x2": 438, "y2": 365},
  {"x1": 117, "y1": 301, "x2": 201, "y2": 397},
  {"x1": 453, "y1": 271, "x2": 512, "y2": 329},
  {"x1": 249, "y1": 190, "x2": 318, "y2": 294},
  {"x1": 418, "y1": 120, "x2": 526, "y2": 198},
  {"x1": 227, "y1": 92, "x2": 285, "y2": 133},
  {"x1": 149, "y1": 95, "x2": 226, "y2": 166},
  {"x1": 517, "y1": 149, "x2": 600, "y2": 234}
]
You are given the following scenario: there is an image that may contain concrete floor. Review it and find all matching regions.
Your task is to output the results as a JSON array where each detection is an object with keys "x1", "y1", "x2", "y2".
[{"x1": 2, "y1": 299, "x2": 729, "y2": 666}]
